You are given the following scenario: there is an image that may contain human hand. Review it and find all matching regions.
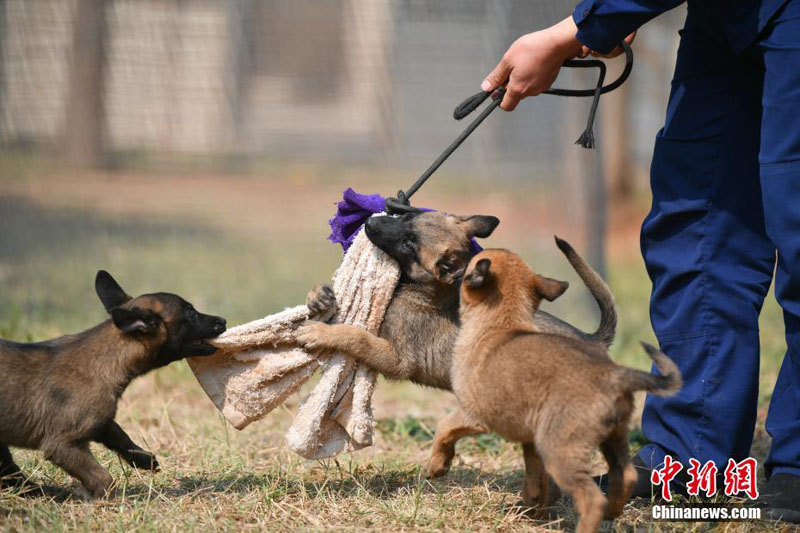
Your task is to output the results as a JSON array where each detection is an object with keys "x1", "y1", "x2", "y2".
[
  {"x1": 577, "y1": 31, "x2": 636, "y2": 58},
  {"x1": 481, "y1": 16, "x2": 584, "y2": 111}
]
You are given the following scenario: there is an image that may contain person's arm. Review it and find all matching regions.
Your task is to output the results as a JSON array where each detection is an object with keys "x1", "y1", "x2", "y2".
[
  {"x1": 482, "y1": 1, "x2": 685, "y2": 111},
  {"x1": 573, "y1": 0, "x2": 684, "y2": 55}
]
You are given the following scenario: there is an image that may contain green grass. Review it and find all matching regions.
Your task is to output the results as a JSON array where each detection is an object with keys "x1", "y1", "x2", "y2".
[{"x1": 0, "y1": 170, "x2": 796, "y2": 531}]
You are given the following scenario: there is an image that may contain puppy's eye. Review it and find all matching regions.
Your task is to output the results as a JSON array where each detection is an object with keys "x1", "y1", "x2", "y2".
[
  {"x1": 400, "y1": 237, "x2": 414, "y2": 253},
  {"x1": 439, "y1": 263, "x2": 453, "y2": 275}
]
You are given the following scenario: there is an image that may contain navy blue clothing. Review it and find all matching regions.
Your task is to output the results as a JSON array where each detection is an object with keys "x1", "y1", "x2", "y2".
[
  {"x1": 573, "y1": 0, "x2": 789, "y2": 54},
  {"x1": 578, "y1": 0, "x2": 800, "y2": 477}
]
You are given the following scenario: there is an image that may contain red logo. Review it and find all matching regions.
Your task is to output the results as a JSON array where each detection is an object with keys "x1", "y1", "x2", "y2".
[
  {"x1": 686, "y1": 458, "x2": 719, "y2": 497},
  {"x1": 649, "y1": 456, "x2": 760, "y2": 500},
  {"x1": 723, "y1": 458, "x2": 759, "y2": 500},
  {"x1": 650, "y1": 455, "x2": 684, "y2": 501}
]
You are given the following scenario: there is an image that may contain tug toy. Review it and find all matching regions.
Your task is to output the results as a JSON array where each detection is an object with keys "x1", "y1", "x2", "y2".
[{"x1": 188, "y1": 193, "x2": 399, "y2": 459}]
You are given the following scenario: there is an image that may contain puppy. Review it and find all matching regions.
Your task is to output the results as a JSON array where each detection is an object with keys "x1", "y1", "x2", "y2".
[
  {"x1": 296, "y1": 211, "x2": 617, "y2": 476},
  {"x1": 0, "y1": 271, "x2": 226, "y2": 498},
  {"x1": 452, "y1": 250, "x2": 681, "y2": 533}
]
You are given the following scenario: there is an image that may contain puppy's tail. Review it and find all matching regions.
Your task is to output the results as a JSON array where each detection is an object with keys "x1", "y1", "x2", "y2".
[
  {"x1": 619, "y1": 342, "x2": 682, "y2": 397},
  {"x1": 554, "y1": 236, "x2": 617, "y2": 347}
]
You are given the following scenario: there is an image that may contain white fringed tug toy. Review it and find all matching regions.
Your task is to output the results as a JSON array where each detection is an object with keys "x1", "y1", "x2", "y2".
[{"x1": 187, "y1": 223, "x2": 400, "y2": 459}]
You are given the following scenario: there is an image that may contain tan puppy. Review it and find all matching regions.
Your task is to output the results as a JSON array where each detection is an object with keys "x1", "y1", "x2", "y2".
[
  {"x1": 298, "y1": 215, "x2": 617, "y2": 478},
  {"x1": 452, "y1": 249, "x2": 681, "y2": 533}
]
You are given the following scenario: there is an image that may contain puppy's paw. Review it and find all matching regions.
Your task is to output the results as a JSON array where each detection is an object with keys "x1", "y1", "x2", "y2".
[
  {"x1": 83, "y1": 475, "x2": 116, "y2": 500},
  {"x1": 295, "y1": 321, "x2": 337, "y2": 352},
  {"x1": 125, "y1": 450, "x2": 160, "y2": 472},
  {"x1": 306, "y1": 284, "x2": 337, "y2": 319},
  {"x1": 423, "y1": 452, "x2": 453, "y2": 479},
  {"x1": 99, "y1": 485, "x2": 119, "y2": 500},
  {"x1": 520, "y1": 477, "x2": 561, "y2": 513},
  {"x1": 0, "y1": 473, "x2": 28, "y2": 493},
  {"x1": 513, "y1": 500, "x2": 559, "y2": 520}
]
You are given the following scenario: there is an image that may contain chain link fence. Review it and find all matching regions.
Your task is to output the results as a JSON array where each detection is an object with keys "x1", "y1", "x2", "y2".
[
  {"x1": 0, "y1": 0, "x2": 686, "y2": 337},
  {"x1": 0, "y1": 0, "x2": 683, "y2": 172}
]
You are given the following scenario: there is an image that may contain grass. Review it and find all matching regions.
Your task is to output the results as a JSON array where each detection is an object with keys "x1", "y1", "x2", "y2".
[{"x1": 0, "y1": 163, "x2": 797, "y2": 531}]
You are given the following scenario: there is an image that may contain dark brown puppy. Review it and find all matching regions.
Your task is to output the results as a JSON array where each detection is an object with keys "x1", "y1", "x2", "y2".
[
  {"x1": 452, "y1": 250, "x2": 681, "y2": 533},
  {"x1": 296, "y1": 211, "x2": 617, "y2": 476},
  {"x1": 0, "y1": 271, "x2": 226, "y2": 498}
]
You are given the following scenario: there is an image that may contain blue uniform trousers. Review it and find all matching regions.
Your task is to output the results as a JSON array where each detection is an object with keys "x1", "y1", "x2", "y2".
[{"x1": 639, "y1": 0, "x2": 800, "y2": 478}]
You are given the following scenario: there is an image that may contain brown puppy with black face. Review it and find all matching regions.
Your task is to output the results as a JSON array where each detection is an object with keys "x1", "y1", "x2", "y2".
[
  {"x1": 0, "y1": 271, "x2": 226, "y2": 498},
  {"x1": 296, "y1": 211, "x2": 618, "y2": 477},
  {"x1": 452, "y1": 249, "x2": 681, "y2": 533}
]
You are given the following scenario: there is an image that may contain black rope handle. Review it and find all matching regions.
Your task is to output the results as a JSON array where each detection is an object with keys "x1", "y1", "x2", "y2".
[
  {"x1": 453, "y1": 41, "x2": 631, "y2": 119},
  {"x1": 385, "y1": 41, "x2": 633, "y2": 215},
  {"x1": 384, "y1": 87, "x2": 507, "y2": 215}
]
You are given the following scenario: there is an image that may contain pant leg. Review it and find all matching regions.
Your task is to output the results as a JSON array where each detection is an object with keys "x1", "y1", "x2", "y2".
[
  {"x1": 638, "y1": 9, "x2": 775, "y2": 470},
  {"x1": 759, "y1": 0, "x2": 800, "y2": 478}
]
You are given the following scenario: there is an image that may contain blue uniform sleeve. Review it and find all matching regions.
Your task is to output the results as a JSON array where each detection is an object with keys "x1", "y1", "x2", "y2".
[{"x1": 572, "y1": 0, "x2": 686, "y2": 54}]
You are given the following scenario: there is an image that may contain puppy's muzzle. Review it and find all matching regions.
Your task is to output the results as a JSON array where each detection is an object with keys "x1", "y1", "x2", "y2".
[
  {"x1": 210, "y1": 317, "x2": 226, "y2": 336},
  {"x1": 364, "y1": 216, "x2": 405, "y2": 251}
]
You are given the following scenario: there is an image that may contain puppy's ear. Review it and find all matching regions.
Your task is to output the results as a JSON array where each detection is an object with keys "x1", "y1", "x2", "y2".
[
  {"x1": 533, "y1": 275, "x2": 569, "y2": 302},
  {"x1": 96, "y1": 270, "x2": 132, "y2": 313},
  {"x1": 458, "y1": 215, "x2": 500, "y2": 239},
  {"x1": 111, "y1": 307, "x2": 160, "y2": 334},
  {"x1": 464, "y1": 258, "x2": 492, "y2": 289}
]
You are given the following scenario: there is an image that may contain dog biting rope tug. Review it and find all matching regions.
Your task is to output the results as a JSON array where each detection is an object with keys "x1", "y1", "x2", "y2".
[
  {"x1": 188, "y1": 43, "x2": 633, "y2": 459},
  {"x1": 188, "y1": 209, "x2": 400, "y2": 459}
]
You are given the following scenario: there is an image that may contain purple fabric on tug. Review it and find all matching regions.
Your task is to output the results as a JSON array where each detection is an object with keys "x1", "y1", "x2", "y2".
[{"x1": 327, "y1": 188, "x2": 482, "y2": 254}]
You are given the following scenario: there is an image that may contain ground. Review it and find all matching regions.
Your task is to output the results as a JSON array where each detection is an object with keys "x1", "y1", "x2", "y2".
[{"x1": 0, "y1": 158, "x2": 795, "y2": 531}]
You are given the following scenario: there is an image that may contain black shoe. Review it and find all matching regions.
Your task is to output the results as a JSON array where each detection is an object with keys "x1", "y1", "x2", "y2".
[
  {"x1": 760, "y1": 474, "x2": 800, "y2": 524},
  {"x1": 594, "y1": 456, "x2": 690, "y2": 501}
]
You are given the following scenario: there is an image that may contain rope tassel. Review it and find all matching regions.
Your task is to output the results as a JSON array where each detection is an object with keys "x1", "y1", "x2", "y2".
[
  {"x1": 576, "y1": 127, "x2": 595, "y2": 150},
  {"x1": 575, "y1": 83, "x2": 603, "y2": 149}
]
